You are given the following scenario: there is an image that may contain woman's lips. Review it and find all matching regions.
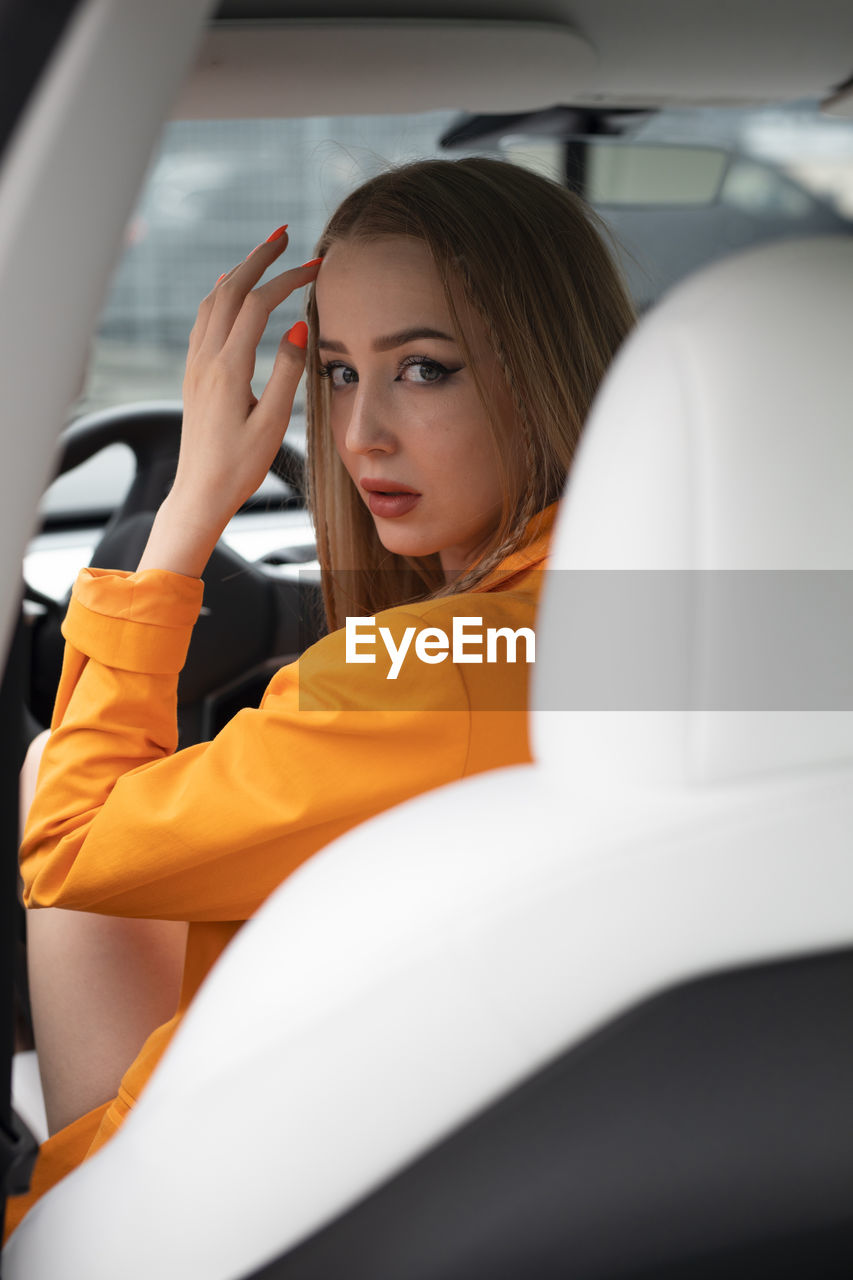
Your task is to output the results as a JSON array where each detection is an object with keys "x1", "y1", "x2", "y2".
[
  {"x1": 361, "y1": 479, "x2": 421, "y2": 519},
  {"x1": 366, "y1": 491, "x2": 421, "y2": 518}
]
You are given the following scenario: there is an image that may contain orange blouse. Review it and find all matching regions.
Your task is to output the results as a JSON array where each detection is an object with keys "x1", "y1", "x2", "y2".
[{"x1": 9, "y1": 504, "x2": 554, "y2": 1236}]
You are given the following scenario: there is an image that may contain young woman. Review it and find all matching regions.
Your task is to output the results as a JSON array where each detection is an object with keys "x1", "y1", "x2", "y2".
[{"x1": 7, "y1": 157, "x2": 634, "y2": 1237}]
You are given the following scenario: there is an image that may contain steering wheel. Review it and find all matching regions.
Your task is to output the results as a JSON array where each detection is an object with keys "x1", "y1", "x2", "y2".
[{"x1": 26, "y1": 402, "x2": 321, "y2": 746}]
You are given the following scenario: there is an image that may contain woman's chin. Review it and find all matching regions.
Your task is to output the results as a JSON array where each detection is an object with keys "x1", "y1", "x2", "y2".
[{"x1": 375, "y1": 529, "x2": 439, "y2": 561}]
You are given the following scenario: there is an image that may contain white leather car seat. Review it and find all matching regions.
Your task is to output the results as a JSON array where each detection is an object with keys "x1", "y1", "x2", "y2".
[{"x1": 5, "y1": 236, "x2": 853, "y2": 1279}]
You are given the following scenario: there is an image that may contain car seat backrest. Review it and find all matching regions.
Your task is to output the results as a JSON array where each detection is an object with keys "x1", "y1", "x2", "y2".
[{"x1": 532, "y1": 235, "x2": 853, "y2": 786}]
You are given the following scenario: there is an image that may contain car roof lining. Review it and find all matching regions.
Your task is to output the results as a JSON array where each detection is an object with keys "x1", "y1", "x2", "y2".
[{"x1": 193, "y1": 1, "x2": 853, "y2": 115}]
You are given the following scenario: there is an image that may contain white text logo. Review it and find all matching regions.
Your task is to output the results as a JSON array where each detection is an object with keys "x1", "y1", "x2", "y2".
[{"x1": 345, "y1": 616, "x2": 536, "y2": 680}]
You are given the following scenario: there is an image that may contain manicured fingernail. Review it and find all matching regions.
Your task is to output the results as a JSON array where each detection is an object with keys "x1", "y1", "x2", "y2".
[
  {"x1": 266, "y1": 224, "x2": 289, "y2": 243},
  {"x1": 300, "y1": 257, "x2": 323, "y2": 268},
  {"x1": 215, "y1": 272, "x2": 227, "y2": 285},
  {"x1": 285, "y1": 321, "x2": 309, "y2": 349}
]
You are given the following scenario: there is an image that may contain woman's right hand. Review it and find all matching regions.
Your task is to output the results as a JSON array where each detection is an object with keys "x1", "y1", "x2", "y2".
[{"x1": 137, "y1": 228, "x2": 321, "y2": 579}]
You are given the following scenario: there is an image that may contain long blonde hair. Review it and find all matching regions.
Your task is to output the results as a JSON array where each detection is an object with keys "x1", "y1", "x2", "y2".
[{"x1": 304, "y1": 157, "x2": 634, "y2": 631}]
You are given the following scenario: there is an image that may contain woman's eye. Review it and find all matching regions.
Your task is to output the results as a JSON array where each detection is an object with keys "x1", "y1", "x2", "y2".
[
  {"x1": 320, "y1": 362, "x2": 357, "y2": 388},
  {"x1": 320, "y1": 356, "x2": 459, "y2": 388},
  {"x1": 397, "y1": 358, "x2": 454, "y2": 385}
]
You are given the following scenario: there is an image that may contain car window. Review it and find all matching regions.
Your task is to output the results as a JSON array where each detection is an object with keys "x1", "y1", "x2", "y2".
[
  {"x1": 75, "y1": 100, "x2": 853, "y2": 419},
  {"x1": 33, "y1": 100, "x2": 853, "y2": 549}
]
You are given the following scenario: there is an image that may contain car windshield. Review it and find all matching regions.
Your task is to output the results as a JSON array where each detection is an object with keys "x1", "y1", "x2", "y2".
[
  {"x1": 31, "y1": 98, "x2": 853, "y2": 574},
  {"x1": 75, "y1": 99, "x2": 853, "y2": 419}
]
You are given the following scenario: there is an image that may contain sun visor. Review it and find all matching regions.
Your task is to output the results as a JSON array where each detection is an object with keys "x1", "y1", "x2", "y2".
[{"x1": 173, "y1": 20, "x2": 598, "y2": 119}]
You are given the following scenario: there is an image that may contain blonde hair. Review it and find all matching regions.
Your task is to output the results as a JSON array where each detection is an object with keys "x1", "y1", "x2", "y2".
[{"x1": 304, "y1": 157, "x2": 635, "y2": 631}]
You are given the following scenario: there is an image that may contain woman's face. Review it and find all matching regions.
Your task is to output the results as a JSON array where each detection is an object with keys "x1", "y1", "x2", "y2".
[{"x1": 314, "y1": 236, "x2": 515, "y2": 578}]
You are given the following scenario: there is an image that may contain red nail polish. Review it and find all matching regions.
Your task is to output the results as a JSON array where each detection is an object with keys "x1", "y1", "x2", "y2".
[
  {"x1": 285, "y1": 321, "x2": 309, "y2": 349},
  {"x1": 215, "y1": 272, "x2": 227, "y2": 285},
  {"x1": 300, "y1": 257, "x2": 323, "y2": 268},
  {"x1": 266, "y1": 224, "x2": 289, "y2": 243}
]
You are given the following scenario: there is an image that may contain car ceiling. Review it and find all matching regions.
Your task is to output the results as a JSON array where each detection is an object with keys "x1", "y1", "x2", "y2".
[{"x1": 202, "y1": 0, "x2": 853, "y2": 113}]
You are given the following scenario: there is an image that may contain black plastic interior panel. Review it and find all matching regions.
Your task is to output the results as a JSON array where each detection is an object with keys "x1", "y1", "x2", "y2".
[
  {"x1": 246, "y1": 947, "x2": 853, "y2": 1280},
  {"x1": 0, "y1": 0, "x2": 81, "y2": 165}
]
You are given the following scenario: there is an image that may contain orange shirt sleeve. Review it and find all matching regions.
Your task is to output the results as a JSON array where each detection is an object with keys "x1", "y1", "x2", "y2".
[{"x1": 19, "y1": 568, "x2": 475, "y2": 922}]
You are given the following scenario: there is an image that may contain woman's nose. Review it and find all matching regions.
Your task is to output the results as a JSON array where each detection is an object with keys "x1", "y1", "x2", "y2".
[{"x1": 344, "y1": 385, "x2": 396, "y2": 455}]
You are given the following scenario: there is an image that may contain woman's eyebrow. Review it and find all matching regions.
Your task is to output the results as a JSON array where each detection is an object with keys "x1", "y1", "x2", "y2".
[{"x1": 317, "y1": 327, "x2": 457, "y2": 353}]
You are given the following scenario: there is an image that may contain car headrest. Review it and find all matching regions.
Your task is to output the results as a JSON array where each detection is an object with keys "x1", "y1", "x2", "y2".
[{"x1": 532, "y1": 236, "x2": 853, "y2": 787}]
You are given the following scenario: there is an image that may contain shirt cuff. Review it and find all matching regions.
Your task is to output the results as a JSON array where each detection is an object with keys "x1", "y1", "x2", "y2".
[{"x1": 62, "y1": 568, "x2": 205, "y2": 674}]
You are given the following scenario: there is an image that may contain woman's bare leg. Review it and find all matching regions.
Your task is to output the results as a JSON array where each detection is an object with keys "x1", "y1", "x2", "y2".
[{"x1": 21, "y1": 731, "x2": 188, "y2": 1135}]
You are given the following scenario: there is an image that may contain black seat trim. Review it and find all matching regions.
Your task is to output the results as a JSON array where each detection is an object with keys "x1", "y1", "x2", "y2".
[{"x1": 247, "y1": 947, "x2": 853, "y2": 1280}]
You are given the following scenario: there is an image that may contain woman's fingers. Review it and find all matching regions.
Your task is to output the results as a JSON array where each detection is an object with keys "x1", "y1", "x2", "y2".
[
  {"x1": 171, "y1": 229, "x2": 320, "y2": 546},
  {"x1": 176, "y1": 322, "x2": 309, "y2": 521},
  {"x1": 185, "y1": 258, "x2": 322, "y2": 429},
  {"x1": 219, "y1": 259, "x2": 322, "y2": 375},
  {"x1": 194, "y1": 225, "x2": 291, "y2": 359},
  {"x1": 249, "y1": 322, "x2": 309, "y2": 448},
  {"x1": 187, "y1": 265, "x2": 239, "y2": 364}
]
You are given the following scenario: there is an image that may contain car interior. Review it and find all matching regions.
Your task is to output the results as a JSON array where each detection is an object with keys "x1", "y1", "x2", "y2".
[{"x1": 1, "y1": 1, "x2": 852, "y2": 1277}]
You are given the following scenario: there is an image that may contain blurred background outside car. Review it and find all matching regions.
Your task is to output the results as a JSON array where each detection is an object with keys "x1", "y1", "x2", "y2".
[{"x1": 32, "y1": 101, "x2": 853, "y2": 565}]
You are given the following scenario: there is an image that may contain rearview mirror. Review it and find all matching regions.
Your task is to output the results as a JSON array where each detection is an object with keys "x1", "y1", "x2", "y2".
[
  {"x1": 586, "y1": 142, "x2": 730, "y2": 205},
  {"x1": 504, "y1": 138, "x2": 730, "y2": 206}
]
